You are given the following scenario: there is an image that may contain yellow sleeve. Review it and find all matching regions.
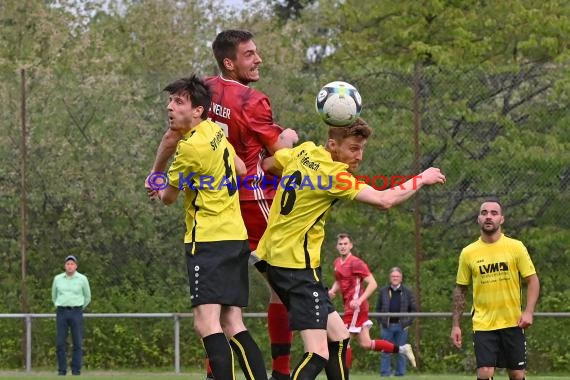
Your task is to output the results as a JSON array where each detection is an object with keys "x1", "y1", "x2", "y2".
[
  {"x1": 273, "y1": 147, "x2": 293, "y2": 170},
  {"x1": 516, "y1": 242, "x2": 536, "y2": 278},
  {"x1": 167, "y1": 141, "x2": 201, "y2": 190},
  {"x1": 455, "y1": 250, "x2": 472, "y2": 285}
]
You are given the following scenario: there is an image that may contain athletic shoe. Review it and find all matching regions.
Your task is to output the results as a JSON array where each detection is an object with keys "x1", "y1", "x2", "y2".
[{"x1": 401, "y1": 343, "x2": 416, "y2": 367}]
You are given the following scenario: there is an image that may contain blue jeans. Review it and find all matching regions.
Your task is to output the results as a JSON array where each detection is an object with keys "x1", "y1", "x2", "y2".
[
  {"x1": 380, "y1": 323, "x2": 408, "y2": 376},
  {"x1": 56, "y1": 307, "x2": 83, "y2": 375}
]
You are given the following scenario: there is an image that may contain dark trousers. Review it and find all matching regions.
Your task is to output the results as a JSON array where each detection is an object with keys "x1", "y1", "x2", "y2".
[{"x1": 56, "y1": 307, "x2": 83, "y2": 375}]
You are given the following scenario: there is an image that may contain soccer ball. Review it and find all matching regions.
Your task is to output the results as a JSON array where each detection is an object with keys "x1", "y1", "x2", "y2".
[{"x1": 315, "y1": 81, "x2": 362, "y2": 127}]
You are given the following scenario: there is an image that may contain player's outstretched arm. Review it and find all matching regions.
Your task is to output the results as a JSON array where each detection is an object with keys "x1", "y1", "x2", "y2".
[{"x1": 355, "y1": 167, "x2": 446, "y2": 209}]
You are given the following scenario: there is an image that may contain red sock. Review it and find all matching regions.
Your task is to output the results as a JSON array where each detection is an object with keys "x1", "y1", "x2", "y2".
[
  {"x1": 205, "y1": 358, "x2": 213, "y2": 378},
  {"x1": 370, "y1": 339, "x2": 397, "y2": 353},
  {"x1": 268, "y1": 303, "x2": 292, "y2": 378},
  {"x1": 345, "y1": 344, "x2": 352, "y2": 369}
]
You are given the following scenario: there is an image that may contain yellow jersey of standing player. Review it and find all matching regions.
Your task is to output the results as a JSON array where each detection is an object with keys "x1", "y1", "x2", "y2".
[
  {"x1": 257, "y1": 141, "x2": 366, "y2": 269},
  {"x1": 456, "y1": 234, "x2": 536, "y2": 330},
  {"x1": 167, "y1": 120, "x2": 247, "y2": 244}
]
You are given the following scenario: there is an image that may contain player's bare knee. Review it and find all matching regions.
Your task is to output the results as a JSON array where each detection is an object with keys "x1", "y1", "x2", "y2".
[
  {"x1": 477, "y1": 367, "x2": 495, "y2": 379},
  {"x1": 220, "y1": 308, "x2": 246, "y2": 337},
  {"x1": 193, "y1": 319, "x2": 212, "y2": 337},
  {"x1": 507, "y1": 369, "x2": 526, "y2": 380}
]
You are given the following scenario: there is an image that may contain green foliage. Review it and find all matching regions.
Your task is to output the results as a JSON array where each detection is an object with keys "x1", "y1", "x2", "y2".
[{"x1": 1, "y1": 0, "x2": 569, "y2": 373}]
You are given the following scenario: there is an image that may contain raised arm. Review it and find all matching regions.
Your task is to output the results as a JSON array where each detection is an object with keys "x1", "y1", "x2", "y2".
[
  {"x1": 355, "y1": 167, "x2": 446, "y2": 209},
  {"x1": 145, "y1": 129, "x2": 184, "y2": 197}
]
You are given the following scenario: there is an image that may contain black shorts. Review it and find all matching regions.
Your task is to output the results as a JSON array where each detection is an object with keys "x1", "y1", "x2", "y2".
[
  {"x1": 185, "y1": 240, "x2": 250, "y2": 308},
  {"x1": 473, "y1": 327, "x2": 527, "y2": 369},
  {"x1": 266, "y1": 265, "x2": 335, "y2": 331}
]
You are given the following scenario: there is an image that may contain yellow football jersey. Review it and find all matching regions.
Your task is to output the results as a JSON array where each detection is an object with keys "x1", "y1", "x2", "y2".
[
  {"x1": 167, "y1": 120, "x2": 247, "y2": 244},
  {"x1": 456, "y1": 233, "x2": 536, "y2": 330},
  {"x1": 257, "y1": 141, "x2": 367, "y2": 269}
]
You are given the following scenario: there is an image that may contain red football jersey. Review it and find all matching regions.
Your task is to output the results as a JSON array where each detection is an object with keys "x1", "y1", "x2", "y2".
[
  {"x1": 206, "y1": 76, "x2": 283, "y2": 201},
  {"x1": 333, "y1": 254, "x2": 372, "y2": 312}
]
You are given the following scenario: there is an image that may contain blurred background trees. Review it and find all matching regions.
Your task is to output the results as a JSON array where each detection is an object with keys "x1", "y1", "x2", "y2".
[{"x1": 1, "y1": 0, "x2": 568, "y2": 373}]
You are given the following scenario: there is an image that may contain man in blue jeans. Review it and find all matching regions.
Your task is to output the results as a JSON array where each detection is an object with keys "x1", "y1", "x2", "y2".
[
  {"x1": 376, "y1": 267, "x2": 417, "y2": 376},
  {"x1": 52, "y1": 255, "x2": 91, "y2": 376}
]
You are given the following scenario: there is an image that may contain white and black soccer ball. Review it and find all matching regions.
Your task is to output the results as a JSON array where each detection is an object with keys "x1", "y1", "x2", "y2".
[{"x1": 315, "y1": 81, "x2": 362, "y2": 127}]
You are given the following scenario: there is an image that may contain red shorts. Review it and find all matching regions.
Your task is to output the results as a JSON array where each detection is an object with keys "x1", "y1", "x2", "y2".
[
  {"x1": 240, "y1": 199, "x2": 272, "y2": 251},
  {"x1": 343, "y1": 307, "x2": 373, "y2": 333}
]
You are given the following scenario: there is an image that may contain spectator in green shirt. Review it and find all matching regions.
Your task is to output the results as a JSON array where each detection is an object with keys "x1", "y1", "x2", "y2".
[{"x1": 52, "y1": 255, "x2": 91, "y2": 376}]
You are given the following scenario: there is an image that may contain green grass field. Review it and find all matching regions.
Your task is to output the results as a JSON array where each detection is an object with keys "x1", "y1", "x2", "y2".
[{"x1": 0, "y1": 372, "x2": 567, "y2": 380}]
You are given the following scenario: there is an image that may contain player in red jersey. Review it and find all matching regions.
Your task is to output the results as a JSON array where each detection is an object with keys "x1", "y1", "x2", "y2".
[
  {"x1": 146, "y1": 30, "x2": 298, "y2": 380},
  {"x1": 328, "y1": 233, "x2": 416, "y2": 369}
]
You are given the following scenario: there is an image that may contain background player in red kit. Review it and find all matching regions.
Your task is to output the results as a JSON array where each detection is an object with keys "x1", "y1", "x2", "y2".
[
  {"x1": 146, "y1": 30, "x2": 298, "y2": 380},
  {"x1": 328, "y1": 233, "x2": 416, "y2": 369}
]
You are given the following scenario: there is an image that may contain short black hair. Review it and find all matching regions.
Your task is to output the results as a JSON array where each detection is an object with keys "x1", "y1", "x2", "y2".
[{"x1": 163, "y1": 74, "x2": 211, "y2": 119}]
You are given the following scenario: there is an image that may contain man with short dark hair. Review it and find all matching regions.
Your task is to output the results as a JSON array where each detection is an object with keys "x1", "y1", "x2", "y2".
[
  {"x1": 155, "y1": 74, "x2": 266, "y2": 380},
  {"x1": 329, "y1": 235, "x2": 416, "y2": 372},
  {"x1": 146, "y1": 30, "x2": 297, "y2": 380},
  {"x1": 450, "y1": 200, "x2": 540, "y2": 380}
]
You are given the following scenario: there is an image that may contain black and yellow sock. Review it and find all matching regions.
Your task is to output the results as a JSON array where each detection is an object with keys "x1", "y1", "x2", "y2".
[
  {"x1": 291, "y1": 352, "x2": 327, "y2": 380},
  {"x1": 229, "y1": 330, "x2": 266, "y2": 380},
  {"x1": 202, "y1": 333, "x2": 233, "y2": 380},
  {"x1": 324, "y1": 338, "x2": 349, "y2": 380}
]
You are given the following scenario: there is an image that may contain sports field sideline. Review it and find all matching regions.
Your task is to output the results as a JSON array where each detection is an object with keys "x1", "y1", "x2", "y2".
[{"x1": 0, "y1": 372, "x2": 567, "y2": 380}]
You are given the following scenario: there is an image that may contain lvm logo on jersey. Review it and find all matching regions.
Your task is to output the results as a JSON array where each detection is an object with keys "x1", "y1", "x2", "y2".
[{"x1": 478, "y1": 261, "x2": 509, "y2": 275}]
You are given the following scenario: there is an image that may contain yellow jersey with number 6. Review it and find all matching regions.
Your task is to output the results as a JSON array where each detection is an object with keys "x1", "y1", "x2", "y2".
[{"x1": 257, "y1": 141, "x2": 366, "y2": 269}]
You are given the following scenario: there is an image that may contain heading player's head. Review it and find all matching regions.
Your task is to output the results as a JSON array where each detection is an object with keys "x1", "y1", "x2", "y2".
[
  {"x1": 212, "y1": 29, "x2": 262, "y2": 85},
  {"x1": 336, "y1": 233, "x2": 354, "y2": 257},
  {"x1": 163, "y1": 74, "x2": 211, "y2": 132},
  {"x1": 477, "y1": 199, "x2": 504, "y2": 235},
  {"x1": 326, "y1": 118, "x2": 373, "y2": 173}
]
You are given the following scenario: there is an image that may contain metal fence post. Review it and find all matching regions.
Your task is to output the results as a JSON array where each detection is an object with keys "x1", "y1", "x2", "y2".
[
  {"x1": 25, "y1": 314, "x2": 32, "y2": 373},
  {"x1": 174, "y1": 314, "x2": 180, "y2": 374}
]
